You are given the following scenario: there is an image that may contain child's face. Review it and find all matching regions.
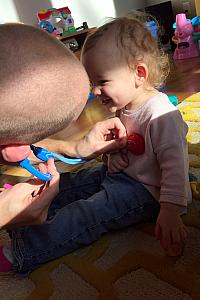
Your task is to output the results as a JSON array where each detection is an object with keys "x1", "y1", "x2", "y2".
[{"x1": 82, "y1": 44, "x2": 137, "y2": 113}]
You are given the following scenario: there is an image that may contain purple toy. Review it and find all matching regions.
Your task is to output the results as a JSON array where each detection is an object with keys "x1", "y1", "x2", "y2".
[{"x1": 173, "y1": 13, "x2": 199, "y2": 60}]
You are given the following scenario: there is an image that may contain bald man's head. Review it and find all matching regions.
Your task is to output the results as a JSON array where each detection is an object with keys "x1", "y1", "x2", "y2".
[{"x1": 0, "y1": 23, "x2": 89, "y2": 145}]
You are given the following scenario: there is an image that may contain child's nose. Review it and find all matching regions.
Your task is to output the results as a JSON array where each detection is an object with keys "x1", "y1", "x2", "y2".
[{"x1": 93, "y1": 86, "x2": 101, "y2": 96}]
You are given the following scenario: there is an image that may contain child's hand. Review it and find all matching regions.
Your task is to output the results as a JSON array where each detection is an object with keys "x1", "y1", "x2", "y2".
[
  {"x1": 108, "y1": 150, "x2": 129, "y2": 173},
  {"x1": 101, "y1": 153, "x2": 109, "y2": 165},
  {"x1": 155, "y1": 203, "x2": 187, "y2": 256}
]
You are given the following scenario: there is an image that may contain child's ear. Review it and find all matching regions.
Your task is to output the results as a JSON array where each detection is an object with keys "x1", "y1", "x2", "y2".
[{"x1": 134, "y1": 64, "x2": 148, "y2": 87}]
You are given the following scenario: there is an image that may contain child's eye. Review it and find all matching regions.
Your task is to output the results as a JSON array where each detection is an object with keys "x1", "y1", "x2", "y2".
[
  {"x1": 99, "y1": 80, "x2": 109, "y2": 85},
  {"x1": 89, "y1": 81, "x2": 94, "y2": 92}
]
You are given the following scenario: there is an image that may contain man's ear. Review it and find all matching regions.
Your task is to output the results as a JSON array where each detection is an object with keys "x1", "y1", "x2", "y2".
[{"x1": 134, "y1": 64, "x2": 148, "y2": 87}]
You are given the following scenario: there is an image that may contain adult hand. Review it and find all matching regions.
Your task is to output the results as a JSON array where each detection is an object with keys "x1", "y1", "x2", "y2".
[
  {"x1": 35, "y1": 118, "x2": 127, "y2": 160},
  {"x1": 0, "y1": 159, "x2": 59, "y2": 229},
  {"x1": 76, "y1": 117, "x2": 127, "y2": 158}
]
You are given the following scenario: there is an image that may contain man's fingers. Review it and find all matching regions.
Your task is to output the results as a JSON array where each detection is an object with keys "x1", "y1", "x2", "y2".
[
  {"x1": 13, "y1": 181, "x2": 44, "y2": 193},
  {"x1": 38, "y1": 159, "x2": 56, "y2": 176},
  {"x1": 47, "y1": 158, "x2": 57, "y2": 174},
  {"x1": 106, "y1": 117, "x2": 127, "y2": 139},
  {"x1": 102, "y1": 138, "x2": 127, "y2": 153},
  {"x1": 98, "y1": 117, "x2": 126, "y2": 139},
  {"x1": 37, "y1": 159, "x2": 58, "y2": 186},
  {"x1": 38, "y1": 163, "x2": 47, "y2": 174}
]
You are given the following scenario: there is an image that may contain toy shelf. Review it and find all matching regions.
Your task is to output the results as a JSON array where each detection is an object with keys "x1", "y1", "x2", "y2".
[
  {"x1": 57, "y1": 27, "x2": 96, "y2": 59},
  {"x1": 57, "y1": 28, "x2": 95, "y2": 40}
]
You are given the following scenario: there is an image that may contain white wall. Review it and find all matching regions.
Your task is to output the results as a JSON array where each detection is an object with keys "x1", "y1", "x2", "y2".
[
  {"x1": 51, "y1": 0, "x2": 116, "y2": 27},
  {"x1": 0, "y1": 0, "x2": 146, "y2": 27},
  {"x1": 113, "y1": 0, "x2": 146, "y2": 17},
  {"x1": 0, "y1": 0, "x2": 19, "y2": 23},
  {"x1": 52, "y1": 0, "x2": 146, "y2": 27}
]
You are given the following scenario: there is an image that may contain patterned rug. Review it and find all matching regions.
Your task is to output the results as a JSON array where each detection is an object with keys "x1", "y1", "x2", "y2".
[{"x1": 1, "y1": 93, "x2": 200, "y2": 300}]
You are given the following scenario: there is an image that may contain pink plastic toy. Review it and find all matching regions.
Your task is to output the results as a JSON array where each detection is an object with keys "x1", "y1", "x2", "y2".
[
  {"x1": 3, "y1": 183, "x2": 13, "y2": 189},
  {"x1": 173, "y1": 13, "x2": 199, "y2": 60}
]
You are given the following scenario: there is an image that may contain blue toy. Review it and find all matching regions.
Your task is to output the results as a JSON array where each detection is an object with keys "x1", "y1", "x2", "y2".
[
  {"x1": 167, "y1": 95, "x2": 178, "y2": 106},
  {"x1": 158, "y1": 85, "x2": 179, "y2": 106},
  {"x1": 39, "y1": 20, "x2": 54, "y2": 33},
  {"x1": 19, "y1": 145, "x2": 86, "y2": 181},
  {"x1": 146, "y1": 20, "x2": 158, "y2": 39},
  {"x1": 88, "y1": 93, "x2": 96, "y2": 101}
]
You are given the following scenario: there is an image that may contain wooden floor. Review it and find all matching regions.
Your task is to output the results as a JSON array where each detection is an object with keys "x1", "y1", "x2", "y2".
[
  {"x1": 0, "y1": 54, "x2": 200, "y2": 186},
  {"x1": 166, "y1": 55, "x2": 200, "y2": 102}
]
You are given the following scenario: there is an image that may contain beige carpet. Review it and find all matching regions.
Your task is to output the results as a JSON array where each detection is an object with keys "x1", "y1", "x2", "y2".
[{"x1": 1, "y1": 93, "x2": 200, "y2": 300}]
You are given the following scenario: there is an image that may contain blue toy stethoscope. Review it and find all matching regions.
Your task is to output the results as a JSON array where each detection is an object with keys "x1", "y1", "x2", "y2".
[{"x1": 19, "y1": 145, "x2": 86, "y2": 181}]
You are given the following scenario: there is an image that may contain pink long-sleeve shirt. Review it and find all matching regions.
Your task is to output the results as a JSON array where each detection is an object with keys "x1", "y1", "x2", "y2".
[{"x1": 119, "y1": 92, "x2": 192, "y2": 210}]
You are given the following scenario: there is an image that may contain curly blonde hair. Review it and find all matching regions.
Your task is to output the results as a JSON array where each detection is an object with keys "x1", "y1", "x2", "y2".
[{"x1": 82, "y1": 11, "x2": 169, "y2": 89}]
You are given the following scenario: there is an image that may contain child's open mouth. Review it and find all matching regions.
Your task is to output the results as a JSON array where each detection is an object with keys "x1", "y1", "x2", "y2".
[{"x1": 101, "y1": 98, "x2": 111, "y2": 105}]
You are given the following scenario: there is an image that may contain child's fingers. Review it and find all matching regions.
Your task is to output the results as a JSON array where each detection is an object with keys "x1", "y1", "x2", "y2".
[
  {"x1": 108, "y1": 164, "x2": 120, "y2": 173},
  {"x1": 118, "y1": 159, "x2": 128, "y2": 169},
  {"x1": 109, "y1": 159, "x2": 121, "y2": 172},
  {"x1": 166, "y1": 229, "x2": 187, "y2": 257},
  {"x1": 114, "y1": 156, "x2": 128, "y2": 168},
  {"x1": 171, "y1": 226, "x2": 187, "y2": 245},
  {"x1": 166, "y1": 242, "x2": 184, "y2": 257},
  {"x1": 160, "y1": 231, "x2": 171, "y2": 251},
  {"x1": 155, "y1": 223, "x2": 161, "y2": 240},
  {"x1": 180, "y1": 226, "x2": 188, "y2": 241},
  {"x1": 171, "y1": 230, "x2": 181, "y2": 244},
  {"x1": 108, "y1": 168, "x2": 116, "y2": 174},
  {"x1": 121, "y1": 153, "x2": 129, "y2": 164},
  {"x1": 110, "y1": 162, "x2": 125, "y2": 172}
]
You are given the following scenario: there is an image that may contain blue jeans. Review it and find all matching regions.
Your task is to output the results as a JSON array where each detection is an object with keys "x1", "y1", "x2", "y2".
[{"x1": 10, "y1": 163, "x2": 160, "y2": 275}]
